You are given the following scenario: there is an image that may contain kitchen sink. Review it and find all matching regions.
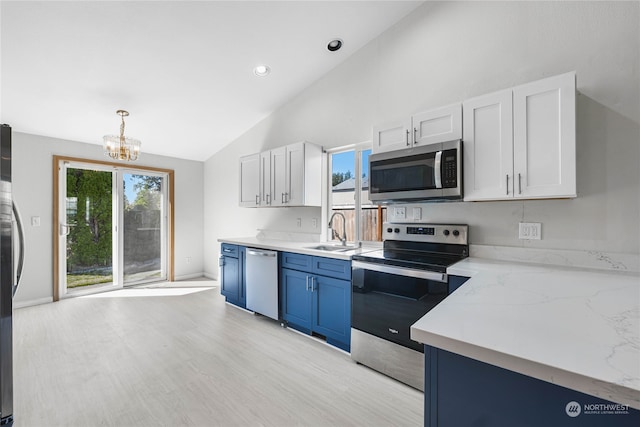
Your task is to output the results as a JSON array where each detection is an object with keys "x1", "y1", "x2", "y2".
[{"x1": 306, "y1": 244, "x2": 356, "y2": 252}]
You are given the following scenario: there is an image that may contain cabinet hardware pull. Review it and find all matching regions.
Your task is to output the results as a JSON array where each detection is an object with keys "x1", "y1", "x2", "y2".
[
  {"x1": 305, "y1": 276, "x2": 310, "y2": 291},
  {"x1": 266, "y1": 194, "x2": 270, "y2": 205},
  {"x1": 518, "y1": 173, "x2": 522, "y2": 194},
  {"x1": 311, "y1": 276, "x2": 316, "y2": 292},
  {"x1": 506, "y1": 174, "x2": 509, "y2": 195},
  {"x1": 388, "y1": 328, "x2": 399, "y2": 334},
  {"x1": 281, "y1": 192, "x2": 285, "y2": 204},
  {"x1": 255, "y1": 194, "x2": 260, "y2": 205},
  {"x1": 405, "y1": 129, "x2": 410, "y2": 146},
  {"x1": 414, "y1": 127, "x2": 418, "y2": 144}
]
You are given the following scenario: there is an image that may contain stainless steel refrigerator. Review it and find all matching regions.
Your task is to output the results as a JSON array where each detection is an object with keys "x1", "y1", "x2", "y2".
[{"x1": 0, "y1": 124, "x2": 24, "y2": 427}]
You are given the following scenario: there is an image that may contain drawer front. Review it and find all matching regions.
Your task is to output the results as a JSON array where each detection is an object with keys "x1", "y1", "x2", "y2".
[
  {"x1": 312, "y1": 256, "x2": 351, "y2": 281},
  {"x1": 281, "y1": 252, "x2": 313, "y2": 271},
  {"x1": 220, "y1": 243, "x2": 239, "y2": 258}
]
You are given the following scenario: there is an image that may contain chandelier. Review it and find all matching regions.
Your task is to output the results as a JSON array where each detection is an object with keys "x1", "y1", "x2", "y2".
[{"x1": 103, "y1": 110, "x2": 141, "y2": 161}]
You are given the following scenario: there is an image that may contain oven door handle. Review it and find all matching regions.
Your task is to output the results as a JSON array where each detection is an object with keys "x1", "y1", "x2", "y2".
[{"x1": 352, "y1": 260, "x2": 447, "y2": 283}]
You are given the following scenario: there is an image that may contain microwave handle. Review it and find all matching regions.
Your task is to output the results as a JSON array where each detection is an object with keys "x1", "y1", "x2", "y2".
[{"x1": 434, "y1": 151, "x2": 442, "y2": 189}]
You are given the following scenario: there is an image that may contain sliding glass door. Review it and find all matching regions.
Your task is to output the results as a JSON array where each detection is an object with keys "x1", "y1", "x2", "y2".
[
  {"x1": 62, "y1": 164, "x2": 117, "y2": 294},
  {"x1": 57, "y1": 161, "x2": 168, "y2": 298},
  {"x1": 122, "y1": 172, "x2": 166, "y2": 285}
]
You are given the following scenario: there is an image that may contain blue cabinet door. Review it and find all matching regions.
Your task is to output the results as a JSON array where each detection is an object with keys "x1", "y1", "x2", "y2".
[
  {"x1": 220, "y1": 255, "x2": 239, "y2": 302},
  {"x1": 220, "y1": 244, "x2": 246, "y2": 308},
  {"x1": 281, "y1": 268, "x2": 313, "y2": 332},
  {"x1": 238, "y1": 246, "x2": 246, "y2": 307},
  {"x1": 312, "y1": 275, "x2": 351, "y2": 351}
]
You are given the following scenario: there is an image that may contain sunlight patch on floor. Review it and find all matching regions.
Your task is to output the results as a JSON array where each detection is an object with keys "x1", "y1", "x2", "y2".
[{"x1": 81, "y1": 287, "x2": 214, "y2": 298}]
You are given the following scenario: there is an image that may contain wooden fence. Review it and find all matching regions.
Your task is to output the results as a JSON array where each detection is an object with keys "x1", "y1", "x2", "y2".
[{"x1": 329, "y1": 207, "x2": 387, "y2": 242}]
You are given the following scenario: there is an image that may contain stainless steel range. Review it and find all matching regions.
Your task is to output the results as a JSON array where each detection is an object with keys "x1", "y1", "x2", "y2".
[{"x1": 351, "y1": 222, "x2": 469, "y2": 391}]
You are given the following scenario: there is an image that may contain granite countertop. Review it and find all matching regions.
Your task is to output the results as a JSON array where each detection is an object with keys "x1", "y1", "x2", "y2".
[
  {"x1": 218, "y1": 236, "x2": 379, "y2": 260},
  {"x1": 411, "y1": 257, "x2": 640, "y2": 409}
]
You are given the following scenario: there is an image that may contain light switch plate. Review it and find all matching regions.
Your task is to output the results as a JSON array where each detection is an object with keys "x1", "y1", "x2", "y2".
[
  {"x1": 519, "y1": 222, "x2": 541, "y2": 240},
  {"x1": 395, "y1": 207, "x2": 406, "y2": 219},
  {"x1": 31, "y1": 216, "x2": 41, "y2": 227}
]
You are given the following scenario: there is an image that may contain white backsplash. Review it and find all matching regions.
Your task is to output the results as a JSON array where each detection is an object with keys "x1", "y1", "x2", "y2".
[
  {"x1": 470, "y1": 245, "x2": 640, "y2": 273},
  {"x1": 256, "y1": 229, "x2": 321, "y2": 242}
]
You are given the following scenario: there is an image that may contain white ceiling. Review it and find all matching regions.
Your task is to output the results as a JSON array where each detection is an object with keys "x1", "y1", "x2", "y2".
[{"x1": 1, "y1": 1, "x2": 423, "y2": 161}]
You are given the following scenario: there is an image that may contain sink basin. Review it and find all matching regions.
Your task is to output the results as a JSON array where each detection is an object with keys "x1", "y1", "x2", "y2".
[{"x1": 306, "y1": 244, "x2": 356, "y2": 252}]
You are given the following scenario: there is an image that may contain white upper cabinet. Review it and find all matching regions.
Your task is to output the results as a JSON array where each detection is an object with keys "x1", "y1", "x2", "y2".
[
  {"x1": 285, "y1": 142, "x2": 322, "y2": 206},
  {"x1": 239, "y1": 153, "x2": 260, "y2": 207},
  {"x1": 239, "y1": 142, "x2": 322, "y2": 208},
  {"x1": 513, "y1": 73, "x2": 576, "y2": 199},
  {"x1": 463, "y1": 72, "x2": 576, "y2": 201},
  {"x1": 412, "y1": 104, "x2": 462, "y2": 147},
  {"x1": 270, "y1": 146, "x2": 286, "y2": 206},
  {"x1": 372, "y1": 104, "x2": 462, "y2": 154},
  {"x1": 259, "y1": 151, "x2": 272, "y2": 206},
  {"x1": 463, "y1": 90, "x2": 513, "y2": 200},
  {"x1": 372, "y1": 118, "x2": 412, "y2": 153}
]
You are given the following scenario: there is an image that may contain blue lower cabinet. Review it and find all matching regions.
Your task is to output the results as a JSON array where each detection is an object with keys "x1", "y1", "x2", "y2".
[
  {"x1": 280, "y1": 253, "x2": 351, "y2": 352},
  {"x1": 424, "y1": 345, "x2": 640, "y2": 427},
  {"x1": 281, "y1": 268, "x2": 313, "y2": 332},
  {"x1": 312, "y1": 275, "x2": 351, "y2": 351},
  {"x1": 220, "y1": 244, "x2": 246, "y2": 308}
]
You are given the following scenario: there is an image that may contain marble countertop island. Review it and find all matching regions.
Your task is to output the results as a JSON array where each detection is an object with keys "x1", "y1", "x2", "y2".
[{"x1": 411, "y1": 257, "x2": 640, "y2": 409}]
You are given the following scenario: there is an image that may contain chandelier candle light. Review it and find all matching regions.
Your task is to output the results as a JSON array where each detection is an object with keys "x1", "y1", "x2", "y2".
[{"x1": 103, "y1": 110, "x2": 141, "y2": 161}]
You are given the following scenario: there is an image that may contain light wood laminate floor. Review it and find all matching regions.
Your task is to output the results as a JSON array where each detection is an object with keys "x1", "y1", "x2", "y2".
[{"x1": 14, "y1": 280, "x2": 422, "y2": 426}]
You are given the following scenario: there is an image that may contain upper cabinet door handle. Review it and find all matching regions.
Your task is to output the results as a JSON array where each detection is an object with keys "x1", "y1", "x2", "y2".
[
  {"x1": 506, "y1": 174, "x2": 509, "y2": 195},
  {"x1": 414, "y1": 127, "x2": 418, "y2": 144},
  {"x1": 405, "y1": 129, "x2": 410, "y2": 146},
  {"x1": 518, "y1": 173, "x2": 522, "y2": 194}
]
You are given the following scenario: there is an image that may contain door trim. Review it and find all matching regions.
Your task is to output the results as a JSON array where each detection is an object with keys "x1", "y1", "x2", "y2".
[{"x1": 52, "y1": 155, "x2": 175, "y2": 301}]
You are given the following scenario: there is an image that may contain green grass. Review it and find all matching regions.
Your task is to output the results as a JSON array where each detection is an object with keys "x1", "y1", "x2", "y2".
[{"x1": 67, "y1": 274, "x2": 113, "y2": 288}]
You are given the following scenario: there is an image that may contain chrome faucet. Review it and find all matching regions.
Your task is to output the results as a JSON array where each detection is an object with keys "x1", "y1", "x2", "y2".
[{"x1": 328, "y1": 212, "x2": 347, "y2": 246}]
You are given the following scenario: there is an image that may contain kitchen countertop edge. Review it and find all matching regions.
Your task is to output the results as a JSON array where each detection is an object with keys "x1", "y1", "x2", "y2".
[
  {"x1": 218, "y1": 237, "x2": 378, "y2": 260},
  {"x1": 411, "y1": 257, "x2": 640, "y2": 410}
]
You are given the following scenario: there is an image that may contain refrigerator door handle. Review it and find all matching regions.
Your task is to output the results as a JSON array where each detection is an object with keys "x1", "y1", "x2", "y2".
[{"x1": 12, "y1": 202, "x2": 25, "y2": 296}]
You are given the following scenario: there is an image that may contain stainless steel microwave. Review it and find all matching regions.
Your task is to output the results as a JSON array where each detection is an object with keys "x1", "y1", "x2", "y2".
[{"x1": 369, "y1": 140, "x2": 462, "y2": 203}]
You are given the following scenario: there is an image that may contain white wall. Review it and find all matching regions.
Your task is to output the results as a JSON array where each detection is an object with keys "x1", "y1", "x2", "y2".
[
  {"x1": 204, "y1": 1, "x2": 639, "y2": 278},
  {"x1": 12, "y1": 132, "x2": 204, "y2": 306}
]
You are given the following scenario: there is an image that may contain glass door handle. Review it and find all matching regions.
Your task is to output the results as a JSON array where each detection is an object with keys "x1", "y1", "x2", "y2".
[{"x1": 60, "y1": 224, "x2": 72, "y2": 236}]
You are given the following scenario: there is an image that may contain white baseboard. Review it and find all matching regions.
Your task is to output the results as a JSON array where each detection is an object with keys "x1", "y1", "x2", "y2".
[
  {"x1": 174, "y1": 272, "x2": 210, "y2": 281},
  {"x1": 14, "y1": 296, "x2": 54, "y2": 309},
  {"x1": 203, "y1": 272, "x2": 217, "y2": 280}
]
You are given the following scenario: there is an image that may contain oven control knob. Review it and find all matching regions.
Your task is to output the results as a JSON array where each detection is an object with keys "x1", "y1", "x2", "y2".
[
  {"x1": 453, "y1": 229, "x2": 460, "y2": 237},
  {"x1": 443, "y1": 229, "x2": 450, "y2": 236},
  {"x1": 394, "y1": 228, "x2": 400, "y2": 233},
  {"x1": 386, "y1": 228, "x2": 393, "y2": 233}
]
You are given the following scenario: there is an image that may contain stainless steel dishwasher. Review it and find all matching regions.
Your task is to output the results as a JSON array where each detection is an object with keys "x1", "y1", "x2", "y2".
[{"x1": 245, "y1": 248, "x2": 279, "y2": 320}]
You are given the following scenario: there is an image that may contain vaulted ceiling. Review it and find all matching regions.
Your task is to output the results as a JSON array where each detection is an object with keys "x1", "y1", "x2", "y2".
[{"x1": 1, "y1": 1, "x2": 422, "y2": 160}]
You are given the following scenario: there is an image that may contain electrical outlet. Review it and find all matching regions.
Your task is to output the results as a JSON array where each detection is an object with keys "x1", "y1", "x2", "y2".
[
  {"x1": 519, "y1": 222, "x2": 542, "y2": 240},
  {"x1": 186, "y1": 256, "x2": 192, "y2": 264},
  {"x1": 395, "y1": 207, "x2": 406, "y2": 219},
  {"x1": 413, "y1": 207, "x2": 422, "y2": 220},
  {"x1": 296, "y1": 218, "x2": 302, "y2": 228},
  {"x1": 312, "y1": 218, "x2": 318, "y2": 228}
]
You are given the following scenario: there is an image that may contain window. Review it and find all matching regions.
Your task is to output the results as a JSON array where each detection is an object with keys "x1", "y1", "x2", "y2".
[{"x1": 328, "y1": 145, "x2": 386, "y2": 243}]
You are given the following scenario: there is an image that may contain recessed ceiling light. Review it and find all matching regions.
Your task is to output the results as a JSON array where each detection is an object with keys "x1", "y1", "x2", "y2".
[
  {"x1": 327, "y1": 39, "x2": 343, "y2": 52},
  {"x1": 253, "y1": 65, "x2": 271, "y2": 77}
]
